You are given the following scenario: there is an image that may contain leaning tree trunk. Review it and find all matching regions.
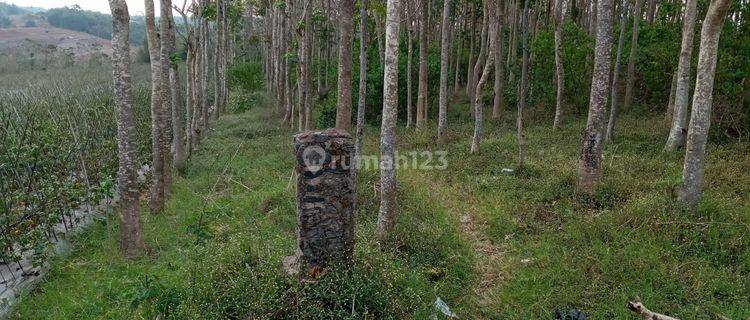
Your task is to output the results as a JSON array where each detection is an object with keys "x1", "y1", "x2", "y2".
[
  {"x1": 664, "y1": 0, "x2": 698, "y2": 151},
  {"x1": 578, "y1": 0, "x2": 614, "y2": 192},
  {"x1": 376, "y1": 0, "x2": 402, "y2": 240},
  {"x1": 437, "y1": 0, "x2": 452, "y2": 140},
  {"x1": 470, "y1": 7, "x2": 489, "y2": 110},
  {"x1": 416, "y1": 0, "x2": 429, "y2": 129},
  {"x1": 109, "y1": 0, "x2": 146, "y2": 259},
  {"x1": 471, "y1": 0, "x2": 499, "y2": 154},
  {"x1": 552, "y1": 0, "x2": 565, "y2": 130},
  {"x1": 353, "y1": 0, "x2": 369, "y2": 210},
  {"x1": 145, "y1": 0, "x2": 167, "y2": 213},
  {"x1": 335, "y1": 0, "x2": 355, "y2": 132},
  {"x1": 605, "y1": 0, "x2": 629, "y2": 142},
  {"x1": 678, "y1": 0, "x2": 732, "y2": 208},
  {"x1": 622, "y1": 0, "x2": 642, "y2": 111},
  {"x1": 516, "y1": 0, "x2": 531, "y2": 166}
]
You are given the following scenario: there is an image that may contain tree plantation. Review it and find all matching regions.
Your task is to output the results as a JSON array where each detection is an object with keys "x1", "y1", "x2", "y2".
[{"x1": 0, "y1": 0, "x2": 748, "y2": 318}]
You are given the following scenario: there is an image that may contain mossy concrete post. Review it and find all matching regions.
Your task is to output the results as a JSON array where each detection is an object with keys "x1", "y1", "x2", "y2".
[{"x1": 292, "y1": 128, "x2": 355, "y2": 275}]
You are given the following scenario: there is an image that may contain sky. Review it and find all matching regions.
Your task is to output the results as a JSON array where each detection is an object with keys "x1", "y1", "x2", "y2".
[{"x1": 5, "y1": 0, "x2": 162, "y2": 16}]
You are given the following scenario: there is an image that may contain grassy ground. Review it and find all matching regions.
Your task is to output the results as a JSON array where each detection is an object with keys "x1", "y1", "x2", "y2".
[{"x1": 8, "y1": 96, "x2": 749, "y2": 319}]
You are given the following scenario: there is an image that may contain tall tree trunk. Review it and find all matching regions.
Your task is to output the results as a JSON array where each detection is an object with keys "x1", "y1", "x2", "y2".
[
  {"x1": 646, "y1": 0, "x2": 657, "y2": 23},
  {"x1": 508, "y1": 0, "x2": 519, "y2": 85},
  {"x1": 623, "y1": 0, "x2": 642, "y2": 111},
  {"x1": 145, "y1": 0, "x2": 167, "y2": 213},
  {"x1": 109, "y1": 0, "x2": 146, "y2": 259},
  {"x1": 605, "y1": 0, "x2": 629, "y2": 142},
  {"x1": 437, "y1": 0, "x2": 452, "y2": 140},
  {"x1": 453, "y1": 6, "x2": 463, "y2": 94},
  {"x1": 167, "y1": 5, "x2": 186, "y2": 172},
  {"x1": 678, "y1": 0, "x2": 732, "y2": 207},
  {"x1": 376, "y1": 0, "x2": 401, "y2": 240},
  {"x1": 303, "y1": 0, "x2": 314, "y2": 130},
  {"x1": 471, "y1": 0, "x2": 498, "y2": 153},
  {"x1": 492, "y1": 10, "x2": 505, "y2": 120},
  {"x1": 353, "y1": 0, "x2": 369, "y2": 209},
  {"x1": 466, "y1": 3, "x2": 476, "y2": 95},
  {"x1": 516, "y1": 0, "x2": 532, "y2": 166},
  {"x1": 159, "y1": 0, "x2": 174, "y2": 192},
  {"x1": 335, "y1": 0, "x2": 355, "y2": 131},
  {"x1": 664, "y1": 0, "x2": 698, "y2": 151},
  {"x1": 374, "y1": 12, "x2": 385, "y2": 65},
  {"x1": 470, "y1": 6, "x2": 489, "y2": 108},
  {"x1": 578, "y1": 0, "x2": 614, "y2": 192},
  {"x1": 552, "y1": 0, "x2": 565, "y2": 129},
  {"x1": 665, "y1": 73, "x2": 678, "y2": 121},
  {"x1": 416, "y1": 0, "x2": 429, "y2": 129},
  {"x1": 406, "y1": 10, "x2": 414, "y2": 128}
]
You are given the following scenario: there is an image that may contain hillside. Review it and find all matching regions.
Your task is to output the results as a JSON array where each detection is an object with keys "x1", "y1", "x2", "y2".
[{"x1": 0, "y1": 27, "x2": 112, "y2": 72}]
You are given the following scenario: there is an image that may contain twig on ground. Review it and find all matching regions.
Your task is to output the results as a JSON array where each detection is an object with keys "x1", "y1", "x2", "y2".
[{"x1": 627, "y1": 297, "x2": 680, "y2": 320}]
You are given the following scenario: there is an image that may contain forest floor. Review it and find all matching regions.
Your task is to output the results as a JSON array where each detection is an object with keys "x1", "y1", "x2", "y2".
[{"x1": 8, "y1": 95, "x2": 750, "y2": 319}]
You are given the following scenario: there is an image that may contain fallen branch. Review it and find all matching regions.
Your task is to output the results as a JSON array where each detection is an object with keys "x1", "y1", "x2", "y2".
[{"x1": 627, "y1": 298, "x2": 680, "y2": 320}]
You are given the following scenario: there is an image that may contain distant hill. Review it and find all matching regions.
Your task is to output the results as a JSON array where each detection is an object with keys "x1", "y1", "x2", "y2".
[{"x1": 0, "y1": 2, "x2": 146, "y2": 44}]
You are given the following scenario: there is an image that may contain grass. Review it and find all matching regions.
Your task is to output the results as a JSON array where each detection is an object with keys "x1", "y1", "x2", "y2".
[{"x1": 8, "y1": 94, "x2": 750, "y2": 319}]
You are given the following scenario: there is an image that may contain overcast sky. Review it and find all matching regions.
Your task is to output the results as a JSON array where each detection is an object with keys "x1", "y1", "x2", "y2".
[{"x1": 5, "y1": 0, "x2": 162, "y2": 16}]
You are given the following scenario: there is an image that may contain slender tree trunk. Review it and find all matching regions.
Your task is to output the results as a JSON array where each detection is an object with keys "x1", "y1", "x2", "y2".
[
  {"x1": 646, "y1": 0, "x2": 656, "y2": 23},
  {"x1": 374, "y1": 12, "x2": 385, "y2": 65},
  {"x1": 665, "y1": 73, "x2": 678, "y2": 121},
  {"x1": 664, "y1": 0, "x2": 698, "y2": 151},
  {"x1": 335, "y1": 0, "x2": 355, "y2": 131},
  {"x1": 376, "y1": 0, "x2": 401, "y2": 240},
  {"x1": 109, "y1": 0, "x2": 146, "y2": 259},
  {"x1": 606, "y1": 0, "x2": 629, "y2": 142},
  {"x1": 678, "y1": 0, "x2": 732, "y2": 207},
  {"x1": 159, "y1": 0, "x2": 173, "y2": 192},
  {"x1": 623, "y1": 0, "x2": 642, "y2": 111},
  {"x1": 303, "y1": 0, "x2": 314, "y2": 130},
  {"x1": 416, "y1": 0, "x2": 429, "y2": 129},
  {"x1": 470, "y1": 6, "x2": 489, "y2": 108},
  {"x1": 167, "y1": 6, "x2": 186, "y2": 172},
  {"x1": 516, "y1": 0, "x2": 532, "y2": 166},
  {"x1": 552, "y1": 0, "x2": 565, "y2": 129},
  {"x1": 466, "y1": 3, "x2": 476, "y2": 95},
  {"x1": 353, "y1": 0, "x2": 369, "y2": 209},
  {"x1": 145, "y1": 0, "x2": 167, "y2": 213},
  {"x1": 578, "y1": 0, "x2": 614, "y2": 192},
  {"x1": 492, "y1": 11, "x2": 505, "y2": 120},
  {"x1": 406, "y1": 13, "x2": 414, "y2": 128},
  {"x1": 453, "y1": 7, "x2": 463, "y2": 94},
  {"x1": 437, "y1": 0, "x2": 452, "y2": 140},
  {"x1": 471, "y1": 0, "x2": 498, "y2": 153},
  {"x1": 508, "y1": 0, "x2": 519, "y2": 85}
]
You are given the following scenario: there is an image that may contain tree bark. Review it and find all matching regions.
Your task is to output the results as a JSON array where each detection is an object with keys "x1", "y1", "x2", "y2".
[
  {"x1": 492, "y1": 10, "x2": 505, "y2": 120},
  {"x1": 516, "y1": 0, "x2": 532, "y2": 166},
  {"x1": 552, "y1": 0, "x2": 565, "y2": 129},
  {"x1": 469, "y1": 5, "x2": 489, "y2": 108},
  {"x1": 471, "y1": 0, "x2": 498, "y2": 153},
  {"x1": 623, "y1": 0, "x2": 642, "y2": 111},
  {"x1": 605, "y1": 0, "x2": 629, "y2": 142},
  {"x1": 437, "y1": 0, "x2": 452, "y2": 140},
  {"x1": 406, "y1": 6, "x2": 414, "y2": 128},
  {"x1": 353, "y1": 0, "x2": 369, "y2": 210},
  {"x1": 578, "y1": 0, "x2": 614, "y2": 192},
  {"x1": 159, "y1": 0, "x2": 174, "y2": 192},
  {"x1": 466, "y1": 3, "x2": 476, "y2": 96},
  {"x1": 678, "y1": 0, "x2": 732, "y2": 208},
  {"x1": 416, "y1": 0, "x2": 429, "y2": 129},
  {"x1": 335, "y1": 0, "x2": 356, "y2": 132},
  {"x1": 303, "y1": 0, "x2": 314, "y2": 130},
  {"x1": 145, "y1": 0, "x2": 168, "y2": 213},
  {"x1": 109, "y1": 0, "x2": 146, "y2": 259},
  {"x1": 376, "y1": 0, "x2": 401, "y2": 240},
  {"x1": 664, "y1": 0, "x2": 698, "y2": 151},
  {"x1": 665, "y1": 73, "x2": 678, "y2": 121},
  {"x1": 166, "y1": 4, "x2": 186, "y2": 172}
]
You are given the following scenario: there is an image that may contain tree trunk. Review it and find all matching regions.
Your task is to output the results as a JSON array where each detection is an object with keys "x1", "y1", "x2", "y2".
[
  {"x1": 145, "y1": 0, "x2": 168, "y2": 213},
  {"x1": 166, "y1": 5, "x2": 186, "y2": 172},
  {"x1": 516, "y1": 0, "x2": 532, "y2": 166},
  {"x1": 335, "y1": 0, "x2": 356, "y2": 132},
  {"x1": 406, "y1": 10, "x2": 414, "y2": 128},
  {"x1": 416, "y1": 0, "x2": 429, "y2": 129},
  {"x1": 492, "y1": 10, "x2": 505, "y2": 120},
  {"x1": 552, "y1": 0, "x2": 565, "y2": 129},
  {"x1": 159, "y1": 0, "x2": 173, "y2": 192},
  {"x1": 374, "y1": 12, "x2": 385, "y2": 65},
  {"x1": 469, "y1": 6, "x2": 489, "y2": 108},
  {"x1": 665, "y1": 73, "x2": 678, "y2": 121},
  {"x1": 623, "y1": 0, "x2": 642, "y2": 111},
  {"x1": 376, "y1": 0, "x2": 402, "y2": 240},
  {"x1": 605, "y1": 0, "x2": 629, "y2": 142},
  {"x1": 303, "y1": 0, "x2": 314, "y2": 131},
  {"x1": 678, "y1": 0, "x2": 732, "y2": 207},
  {"x1": 664, "y1": 0, "x2": 698, "y2": 151},
  {"x1": 646, "y1": 0, "x2": 657, "y2": 23},
  {"x1": 453, "y1": 6, "x2": 463, "y2": 94},
  {"x1": 437, "y1": 0, "x2": 452, "y2": 140},
  {"x1": 110, "y1": 0, "x2": 147, "y2": 259},
  {"x1": 466, "y1": 3, "x2": 476, "y2": 96},
  {"x1": 578, "y1": 0, "x2": 614, "y2": 192},
  {"x1": 353, "y1": 0, "x2": 369, "y2": 210},
  {"x1": 508, "y1": 0, "x2": 519, "y2": 85},
  {"x1": 471, "y1": 0, "x2": 498, "y2": 153}
]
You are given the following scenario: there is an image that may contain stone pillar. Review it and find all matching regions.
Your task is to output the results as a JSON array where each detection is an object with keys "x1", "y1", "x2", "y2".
[{"x1": 292, "y1": 128, "x2": 355, "y2": 273}]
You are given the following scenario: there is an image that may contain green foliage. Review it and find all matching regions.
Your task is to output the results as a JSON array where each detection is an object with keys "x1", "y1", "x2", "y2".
[
  {"x1": 0, "y1": 66, "x2": 152, "y2": 267},
  {"x1": 315, "y1": 94, "x2": 337, "y2": 129},
  {"x1": 0, "y1": 15, "x2": 10, "y2": 27},
  {"x1": 228, "y1": 61, "x2": 265, "y2": 93},
  {"x1": 43, "y1": 5, "x2": 146, "y2": 43}
]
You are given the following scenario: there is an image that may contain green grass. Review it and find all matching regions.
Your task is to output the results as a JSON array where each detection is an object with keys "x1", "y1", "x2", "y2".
[{"x1": 8, "y1": 96, "x2": 750, "y2": 319}]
